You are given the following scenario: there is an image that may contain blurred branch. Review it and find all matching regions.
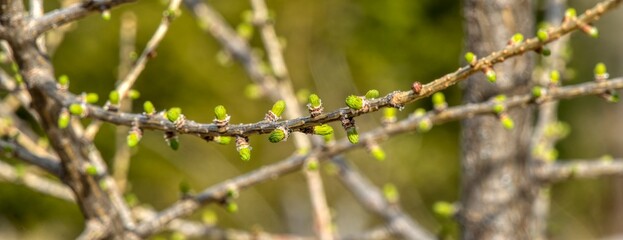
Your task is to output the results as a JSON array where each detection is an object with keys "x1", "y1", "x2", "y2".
[
  {"x1": 535, "y1": 159, "x2": 623, "y2": 183},
  {"x1": 332, "y1": 156, "x2": 434, "y2": 240},
  {"x1": 30, "y1": 0, "x2": 136, "y2": 37},
  {"x1": 0, "y1": 139, "x2": 63, "y2": 176},
  {"x1": 341, "y1": 226, "x2": 392, "y2": 240},
  {"x1": 0, "y1": 160, "x2": 73, "y2": 201},
  {"x1": 29, "y1": 0, "x2": 46, "y2": 51},
  {"x1": 131, "y1": 75, "x2": 623, "y2": 237},
  {"x1": 84, "y1": 0, "x2": 182, "y2": 140}
]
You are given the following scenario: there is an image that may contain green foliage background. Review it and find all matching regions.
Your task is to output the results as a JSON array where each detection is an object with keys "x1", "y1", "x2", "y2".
[{"x1": 1, "y1": 0, "x2": 622, "y2": 239}]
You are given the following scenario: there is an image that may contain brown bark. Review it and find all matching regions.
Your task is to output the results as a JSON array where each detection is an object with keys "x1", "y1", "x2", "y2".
[{"x1": 461, "y1": 0, "x2": 536, "y2": 239}]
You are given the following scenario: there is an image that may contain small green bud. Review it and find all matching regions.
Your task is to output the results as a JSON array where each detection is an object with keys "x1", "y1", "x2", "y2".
[
  {"x1": 226, "y1": 202, "x2": 238, "y2": 213},
  {"x1": 101, "y1": 10, "x2": 111, "y2": 21},
  {"x1": 607, "y1": 92, "x2": 620, "y2": 103},
  {"x1": 11, "y1": 63, "x2": 19, "y2": 73},
  {"x1": 511, "y1": 33, "x2": 524, "y2": 44},
  {"x1": 58, "y1": 75, "x2": 69, "y2": 87},
  {"x1": 236, "y1": 23, "x2": 254, "y2": 40},
  {"x1": 271, "y1": 100, "x2": 286, "y2": 117},
  {"x1": 167, "y1": 136, "x2": 180, "y2": 150},
  {"x1": 58, "y1": 109, "x2": 70, "y2": 129},
  {"x1": 494, "y1": 94, "x2": 507, "y2": 102},
  {"x1": 167, "y1": 107, "x2": 182, "y2": 122},
  {"x1": 493, "y1": 104, "x2": 505, "y2": 114},
  {"x1": 128, "y1": 89, "x2": 141, "y2": 99},
  {"x1": 370, "y1": 145, "x2": 386, "y2": 161},
  {"x1": 485, "y1": 68, "x2": 497, "y2": 83},
  {"x1": 214, "y1": 105, "x2": 228, "y2": 121},
  {"x1": 383, "y1": 183, "x2": 399, "y2": 203},
  {"x1": 309, "y1": 94, "x2": 322, "y2": 108},
  {"x1": 109, "y1": 90, "x2": 120, "y2": 105},
  {"x1": 565, "y1": 8, "x2": 577, "y2": 19},
  {"x1": 532, "y1": 86, "x2": 543, "y2": 98},
  {"x1": 313, "y1": 124, "x2": 334, "y2": 136},
  {"x1": 500, "y1": 115, "x2": 514, "y2": 130},
  {"x1": 432, "y1": 92, "x2": 446, "y2": 109},
  {"x1": 127, "y1": 131, "x2": 141, "y2": 147},
  {"x1": 345, "y1": 95, "x2": 364, "y2": 110},
  {"x1": 594, "y1": 62, "x2": 607, "y2": 76},
  {"x1": 143, "y1": 101, "x2": 155, "y2": 114},
  {"x1": 85, "y1": 93, "x2": 99, "y2": 104},
  {"x1": 239, "y1": 147, "x2": 251, "y2": 161},
  {"x1": 241, "y1": 10, "x2": 253, "y2": 23},
  {"x1": 383, "y1": 108, "x2": 397, "y2": 122},
  {"x1": 346, "y1": 127, "x2": 359, "y2": 144},
  {"x1": 414, "y1": 108, "x2": 427, "y2": 117},
  {"x1": 433, "y1": 201, "x2": 455, "y2": 217},
  {"x1": 244, "y1": 84, "x2": 262, "y2": 99},
  {"x1": 201, "y1": 210, "x2": 218, "y2": 225},
  {"x1": 268, "y1": 128, "x2": 287, "y2": 143},
  {"x1": 214, "y1": 136, "x2": 232, "y2": 145},
  {"x1": 465, "y1": 52, "x2": 477, "y2": 65},
  {"x1": 365, "y1": 89, "x2": 379, "y2": 99},
  {"x1": 322, "y1": 133, "x2": 335, "y2": 143},
  {"x1": 537, "y1": 29, "x2": 549, "y2": 41},
  {"x1": 69, "y1": 103, "x2": 84, "y2": 116},
  {"x1": 550, "y1": 70, "x2": 561, "y2": 84},
  {"x1": 587, "y1": 26, "x2": 599, "y2": 38},
  {"x1": 85, "y1": 165, "x2": 98, "y2": 176},
  {"x1": 124, "y1": 193, "x2": 138, "y2": 207},
  {"x1": 14, "y1": 74, "x2": 22, "y2": 84},
  {"x1": 418, "y1": 119, "x2": 432, "y2": 132},
  {"x1": 306, "y1": 158, "x2": 319, "y2": 171},
  {"x1": 541, "y1": 48, "x2": 551, "y2": 56},
  {"x1": 179, "y1": 180, "x2": 191, "y2": 195}
]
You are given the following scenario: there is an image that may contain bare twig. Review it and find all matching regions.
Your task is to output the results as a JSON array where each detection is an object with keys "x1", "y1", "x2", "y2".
[
  {"x1": 535, "y1": 159, "x2": 623, "y2": 183},
  {"x1": 0, "y1": 139, "x2": 63, "y2": 176},
  {"x1": 0, "y1": 160, "x2": 73, "y2": 201}
]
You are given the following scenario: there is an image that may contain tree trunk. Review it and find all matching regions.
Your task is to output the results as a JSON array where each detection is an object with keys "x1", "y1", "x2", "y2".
[{"x1": 461, "y1": 0, "x2": 536, "y2": 239}]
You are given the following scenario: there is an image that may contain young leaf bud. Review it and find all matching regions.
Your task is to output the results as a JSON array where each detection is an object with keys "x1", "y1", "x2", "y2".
[
  {"x1": 550, "y1": 70, "x2": 561, "y2": 85},
  {"x1": 313, "y1": 124, "x2": 334, "y2": 136},
  {"x1": 346, "y1": 127, "x2": 359, "y2": 144},
  {"x1": 383, "y1": 183, "x2": 399, "y2": 203},
  {"x1": 69, "y1": 103, "x2": 84, "y2": 116},
  {"x1": 433, "y1": 202, "x2": 455, "y2": 218},
  {"x1": 268, "y1": 128, "x2": 288, "y2": 143},
  {"x1": 226, "y1": 202, "x2": 238, "y2": 213},
  {"x1": 58, "y1": 109, "x2": 70, "y2": 129},
  {"x1": 128, "y1": 89, "x2": 141, "y2": 99},
  {"x1": 432, "y1": 92, "x2": 447, "y2": 111},
  {"x1": 493, "y1": 104, "x2": 505, "y2": 115},
  {"x1": 565, "y1": 8, "x2": 577, "y2": 19},
  {"x1": 532, "y1": 86, "x2": 544, "y2": 98},
  {"x1": 271, "y1": 100, "x2": 286, "y2": 117},
  {"x1": 484, "y1": 67, "x2": 497, "y2": 83},
  {"x1": 236, "y1": 23, "x2": 254, "y2": 40},
  {"x1": 418, "y1": 119, "x2": 432, "y2": 132},
  {"x1": 365, "y1": 89, "x2": 380, "y2": 99},
  {"x1": 382, "y1": 108, "x2": 397, "y2": 125},
  {"x1": 309, "y1": 94, "x2": 322, "y2": 108},
  {"x1": 201, "y1": 210, "x2": 218, "y2": 225},
  {"x1": 214, "y1": 136, "x2": 232, "y2": 145},
  {"x1": 541, "y1": 48, "x2": 551, "y2": 56},
  {"x1": 500, "y1": 115, "x2": 515, "y2": 130},
  {"x1": 244, "y1": 84, "x2": 262, "y2": 99},
  {"x1": 143, "y1": 101, "x2": 156, "y2": 115},
  {"x1": 85, "y1": 93, "x2": 99, "y2": 104},
  {"x1": 239, "y1": 147, "x2": 251, "y2": 161},
  {"x1": 85, "y1": 165, "x2": 98, "y2": 176},
  {"x1": 369, "y1": 145, "x2": 386, "y2": 161},
  {"x1": 109, "y1": 90, "x2": 120, "y2": 105},
  {"x1": 511, "y1": 33, "x2": 524, "y2": 44},
  {"x1": 537, "y1": 29, "x2": 549, "y2": 42},
  {"x1": 127, "y1": 127, "x2": 142, "y2": 148},
  {"x1": 179, "y1": 180, "x2": 191, "y2": 196},
  {"x1": 167, "y1": 107, "x2": 182, "y2": 122},
  {"x1": 168, "y1": 137, "x2": 180, "y2": 150},
  {"x1": 465, "y1": 52, "x2": 477, "y2": 66},
  {"x1": 345, "y1": 95, "x2": 364, "y2": 110},
  {"x1": 58, "y1": 75, "x2": 69, "y2": 89},
  {"x1": 236, "y1": 136, "x2": 251, "y2": 161},
  {"x1": 414, "y1": 108, "x2": 427, "y2": 118},
  {"x1": 101, "y1": 10, "x2": 111, "y2": 21},
  {"x1": 214, "y1": 105, "x2": 228, "y2": 121},
  {"x1": 306, "y1": 158, "x2": 319, "y2": 171},
  {"x1": 594, "y1": 62, "x2": 608, "y2": 81}
]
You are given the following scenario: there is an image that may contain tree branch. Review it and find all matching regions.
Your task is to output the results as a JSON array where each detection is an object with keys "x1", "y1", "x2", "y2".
[
  {"x1": 0, "y1": 160, "x2": 73, "y2": 201},
  {"x1": 30, "y1": 0, "x2": 136, "y2": 37},
  {"x1": 534, "y1": 159, "x2": 623, "y2": 183}
]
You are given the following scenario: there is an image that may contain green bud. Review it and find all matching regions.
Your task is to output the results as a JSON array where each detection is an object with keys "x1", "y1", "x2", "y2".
[
  {"x1": 418, "y1": 119, "x2": 432, "y2": 132},
  {"x1": 11, "y1": 63, "x2": 18, "y2": 73},
  {"x1": 143, "y1": 101, "x2": 155, "y2": 114},
  {"x1": 511, "y1": 33, "x2": 524, "y2": 44},
  {"x1": 383, "y1": 183, "x2": 399, "y2": 203},
  {"x1": 383, "y1": 107, "x2": 397, "y2": 119},
  {"x1": 214, "y1": 136, "x2": 232, "y2": 145},
  {"x1": 85, "y1": 93, "x2": 99, "y2": 104},
  {"x1": 168, "y1": 137, "x2": 180, "y2": 150},
  {"x1": 414, "y1": 108, "x2": 427, "y2": 117},
  {"x1": 167, "y1": 107, "x2": 182, "y2": 122},
  {"x1": 494, "y1": 94, "x2": 507, "y2": 102},
  {"x1": 69, "y1": 103, "x2": 84, "y2": 116},
  {"x1": 127, "y1": 132, "x2": 141, "y2": 147},
  {"x1": 550, "y1": 70, "x2": 560, "y2": 84},
  {"x1": 306, "y1": 159, "x2": 319, "y2": 171},
  {"x1": 239, "y1": 147, "x2": 251, "y2": 161},
  {"x1": 485, "y1": 68, "x2": 497, "y2": 83},
  {"x1": 322, "y1": 133, "x2": 335, "y2": 143},
  {"x1": 541, "y1": 48, "x2": 551, "y2": 56},
  {"x1": 214, "y1": 105, "x2": 228, "y2": 121},
  {"x1": 365, "y1": 89, "x2": 379, "y2": 99},
  {"x1": 537, "y1": 29, "x2": 549, "y2": 41},
  {"x1": 109, "y1": 90, "x2": 120, "y2": 105},
  {"x1": 236, "y1": 23, "x2": 254, "y2": 40},
  {"x1": 271, "y1": 100, "x2": 286, "y2": 117},
  {"x1": 565, "y1": 8, "x2": 577, "y2": 19},
  {"x1": 346, "y1": 127, "x2": 359, "y2": 144},
  {"x1": 587, "y1": 26, "x2": 599, "y2": 38},
  {"x1": 226, "y1": 202, "x2": 238, "y2": 213},
  {"x1": 493, "y1": 104, "x2": 505, "y2": 114},
  {"x1": 594, "y1": 62, "x2": 607, "y2": 76},
  {"x1": 101, "y1": 10, "x2": 111, "y2": 21},
  {"x1": 370, "y1": 145, "x2": 386, "y2": 161},
  {"x1": 268, "y1": 128, "x2": 287, "y2": 143},
  {"x1": 532, "y1": 86, "x2": 543, "y2": 98},
  {"x1": 241, "y1": 10, "x2": 253, "y2": 23},
  {"x1": 501, "y1": 115, "x2": 514, "y2": 130},
  {"x1": 14, "y1": 74, "x2": 22, "y2": 84},
  {"x1": 465, "y1": 52, "x2": 477, "y2": 65},
  {"x1": 309, "y1": 94, "x2": 322, "y2": 108},
  {"x1": 85, "y1": 165, "x2": 98, "y2": 176},
  {"x1": 432, "y1": 92, "x2": 446, "y2": 108},
  {"x1": 244, "y1": 84, "x2": 262, "y2": 99},
  {"x1": 313, "y1": 124, "x2": 334, "y2": 136},
  {"x1": 179, "y1": 180, "x2": 191, "y2": 195},
  {"x1": 345, "y1": 95, "x2": 363, "y2": 110},
  {"x1": 58, "y1": 109, "x2": 70, "y2": 129},
  {"x1": 433, "y1": 201, "x2": 455, "y2": 217},
  {"x1": 58, "y1": 75, "x2": 69, "y2": 87},
  {"x1": 201, "y1": 210, "x2": 218, "y2": 225},
  {"x1": 607, "y1": 92, "x2": 620, "y2": 103},
  {"x1": 128, "y1": 89, "x2": 140, "y2": 99}
]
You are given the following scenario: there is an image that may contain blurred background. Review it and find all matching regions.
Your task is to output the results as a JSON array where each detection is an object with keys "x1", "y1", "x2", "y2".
[{"x1": 0, "y1": 0, "x2": 622, "y2": 239}]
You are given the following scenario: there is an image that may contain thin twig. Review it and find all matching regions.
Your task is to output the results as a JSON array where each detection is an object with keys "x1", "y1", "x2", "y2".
[
  {"x1": 0, "y1": 139, "x2": 63, "y2": 176},
  {"x1": 0, "y1": 160, "x2": 73, "y2": 201},
  {"x1": 535, "y1": 159, "x2": 623, "y2": 183}
]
